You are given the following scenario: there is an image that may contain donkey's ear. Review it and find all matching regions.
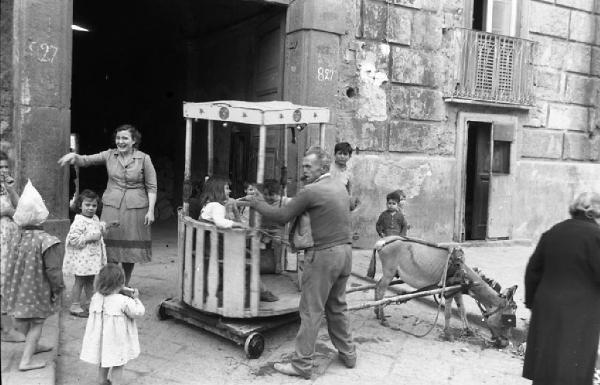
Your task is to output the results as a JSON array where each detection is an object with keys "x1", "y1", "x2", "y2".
[{"x1": 505, "y1": 285, "x2": 518, "y2": 300}]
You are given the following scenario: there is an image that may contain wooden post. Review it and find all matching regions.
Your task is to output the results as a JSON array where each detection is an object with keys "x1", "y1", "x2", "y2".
[
  {"x1": 283, "y1": 124, "x2": 288, "y2": 196},
  {"x1": 183, "y1": 225, "x2": 194, "y2": 304},
  {"x1": 257, "y1": 125, "x2": 267, "y2": 184},
  {"x1": 347, "y1": 284, "x2": 464, "y2": 311},
  {"x1": 319, "y1": 123, "x2": 325, "y2": 149},
  {"x1": 183, "y1": 118, "x2": 192, "y2": 215},
  {"x1": 250, "y1": 125, "x2": 267, "y2": 315},
  {"x1": 192, "y1": 225, "x2": 205, "y2": 309},
  {"x1": 177, "y1": 214, "x2": 186, "y2": 301},
  {"x1": 206, "y1": 229, "x2": 219, "y2": 311},
  {"x1": 207, "y1": 120, "x2": 214, "y2": 177}
]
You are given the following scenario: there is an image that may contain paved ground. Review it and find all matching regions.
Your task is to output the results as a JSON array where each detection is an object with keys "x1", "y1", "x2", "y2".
[
  {"x1": 50, "y1": 222, "x2": 535, "y2": 385},
  {"x1": 1, "y1": 313, "x2": 59, "y2": 385}
]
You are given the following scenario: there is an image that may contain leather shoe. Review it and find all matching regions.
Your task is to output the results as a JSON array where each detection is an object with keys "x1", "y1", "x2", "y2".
[
  {"x1": 338, "y1": 352, "x2": 356, "y2": 368},
  {"x1": 273, "y1": 363, "x2": 309, "y2": 379}
]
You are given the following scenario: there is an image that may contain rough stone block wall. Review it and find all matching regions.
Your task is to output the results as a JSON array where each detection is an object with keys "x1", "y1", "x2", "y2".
[
  {"x1": 332, "y1": 0, "x2": 598, "y2": 245},
  {"x1": 336, "y1": 0, "x2": 460, "y2": 155},
  {"x1": 525, "y1": 0, "x2": 600, "y2": 162},
  {"x1": 333, "y1": 0, "x2": 463, "y2": 245},
  {"x1": 0, "y1": 0, "x2": 14, "y2": 157}
]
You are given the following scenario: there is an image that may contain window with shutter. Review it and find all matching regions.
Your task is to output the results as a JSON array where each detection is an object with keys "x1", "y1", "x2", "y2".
[{"x1": 446, "y1": 0, "x2": 533, "y2": 105}]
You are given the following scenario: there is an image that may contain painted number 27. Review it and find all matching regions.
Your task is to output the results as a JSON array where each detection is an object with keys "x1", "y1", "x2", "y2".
[{"x1": 317, "y1": 67, "x2": 335, "y2": 81}]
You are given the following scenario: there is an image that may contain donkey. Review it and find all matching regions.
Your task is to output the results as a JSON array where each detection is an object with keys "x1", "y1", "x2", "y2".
[{"x1": 367, "y1": 236, "x2": 518, "y2": 348}]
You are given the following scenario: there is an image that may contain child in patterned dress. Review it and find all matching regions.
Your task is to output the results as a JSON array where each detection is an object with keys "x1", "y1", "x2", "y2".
[
  {"x1": 63, "y1": 190, "x2": 118, "y2": 317},
  {"x1": 0, "y1": 151, "x2": 26, "y2": 342},
  {"x1": 3, "y1": 180, "x2": 65, "y2": 371},
  {"x1": 80, "y1": 264, "x2": 145, "y2": 385}
]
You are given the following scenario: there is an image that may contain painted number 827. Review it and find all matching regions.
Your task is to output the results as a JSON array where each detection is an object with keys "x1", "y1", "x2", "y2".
[{"x1": 317, "y1": 67, "x2": 335, "y2": 81}]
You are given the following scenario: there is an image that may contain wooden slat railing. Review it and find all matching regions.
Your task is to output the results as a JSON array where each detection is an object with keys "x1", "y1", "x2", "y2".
[
  {"x1": 444, "y1": 28, "x2": 536, "y2": 106},
  {"x1": 178, "y1": 212, "x2": 260, "y2": 318}
]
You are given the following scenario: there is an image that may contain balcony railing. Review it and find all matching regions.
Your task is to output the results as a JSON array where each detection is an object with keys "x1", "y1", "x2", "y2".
[{"x1": 444, "y1": 28, "x2": 536, "y2": 106}]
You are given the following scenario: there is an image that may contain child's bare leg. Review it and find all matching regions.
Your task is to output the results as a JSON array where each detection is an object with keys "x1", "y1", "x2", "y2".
[
  {"x1": 82, "y1": 275, "x2": 95, "y2": 309},
  {"x1": 18, "y1": 319, "x2": 46, "y2": 371},
  {"x1": 98, "y1": 366, "x2": 110, "y2": 384},
  {"x1": 1, "y1": 311, "x2": 26, "y2": 342},
  {"x1": 110, "y1": 365, "x2": 124, "y2": 385},
  {"x1": 122, "y1": 263, "x2": 134, "y2": 286},
  {"x1": 70, "y1": 276, "x2": 85, "y2": 313}
]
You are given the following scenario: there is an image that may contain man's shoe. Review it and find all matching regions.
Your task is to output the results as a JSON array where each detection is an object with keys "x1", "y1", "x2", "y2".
[
  {"x1": 338, "y1": 352, "x2": 357, "y2": 368},
  {"x1": 260, "y1": 290, "x2": 279, "y2": 302},
  {"x1": 273, "y1": 363, "x2": 309, "y2": 379}
]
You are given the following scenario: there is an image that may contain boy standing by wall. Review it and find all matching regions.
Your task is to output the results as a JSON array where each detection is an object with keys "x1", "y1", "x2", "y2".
[
  {"x1": 330, "y1": 142, "x2": 353, "y2": 194},
  {"x1": 367, "y1": 190, "x2": 409, "y2": 278},
  {"x1": 331, "y1": 142, "x2": 360, "y2": 212},
  {"x1": 375, "y1": 190, "x2": 408, "y2": 238}
]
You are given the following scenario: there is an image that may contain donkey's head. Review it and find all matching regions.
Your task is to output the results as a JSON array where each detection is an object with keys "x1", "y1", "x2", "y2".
[
  {"x1": 483, "y1": 285, "x2": 518, "y2": 348},
  {"x1": 448, "y1": 246, "x2": 465, "y2": 266}
]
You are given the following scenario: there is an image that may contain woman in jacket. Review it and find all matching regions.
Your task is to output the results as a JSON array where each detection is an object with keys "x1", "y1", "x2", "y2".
[
  {"x1": 58, "y1": 125, "x2": 157, "y2": 285},
  {"x1": 523, "y1": 191, "x2": 600, "y2": 385}
]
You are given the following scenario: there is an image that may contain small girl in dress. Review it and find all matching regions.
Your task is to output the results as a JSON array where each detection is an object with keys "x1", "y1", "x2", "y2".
[
  {"x1": 4, "y1": 180, "x2": 64, "y2": 371},
  {"x1": 80, "y1": 264, "x2": 145, "y2": 385},
  {"x1": 63, "y1": 189, "x2": 117, "y2": 317}
]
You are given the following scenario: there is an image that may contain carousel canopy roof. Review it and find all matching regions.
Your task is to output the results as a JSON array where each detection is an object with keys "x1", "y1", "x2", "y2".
[{"x1": 183, "y1": 100, "x2": 330, "y2": 126}]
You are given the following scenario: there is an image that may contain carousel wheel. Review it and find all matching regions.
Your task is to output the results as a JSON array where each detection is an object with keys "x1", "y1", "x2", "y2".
[
  {"x1": 157, "y1": 300, "x2": 172, "y2": 321},
  {"x1": 244, "y1": 332, "x2": 265, "y2": 359}
]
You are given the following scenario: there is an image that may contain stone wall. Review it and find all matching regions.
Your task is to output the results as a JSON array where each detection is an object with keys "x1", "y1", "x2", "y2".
[
  {"x1": 0, "y1": 0, "x2": 14, "y2": 156},
  {"x1": 8, "y1": 0, "x2": 73, "y2": 245},
  {"x1": 525, "y1": 0, "x2": 600, "y2": 162},
  {"x1": 326, "y1": 0, "x2": 599, "y2": 246},
  {"x1": 331, "y1": 0, "x2": 464, "y2": 246}
]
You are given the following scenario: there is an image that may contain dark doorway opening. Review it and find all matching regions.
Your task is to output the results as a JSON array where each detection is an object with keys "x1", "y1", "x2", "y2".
[
  {"x1": 464, "y1": 121, "x2": 492, "y2": 240},
  {"x1": 71, "y1": 0, "x2": 286, "y2": 223}
]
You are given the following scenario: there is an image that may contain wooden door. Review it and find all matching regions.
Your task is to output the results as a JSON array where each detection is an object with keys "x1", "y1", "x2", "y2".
[
  {"x1": 487, "y1": 121, "x2": 515, "y2": 239},
  {"x1": 229, "y1": 130, "x2": 251, "y2": 198},
  {"x1": 470, "y1": 124, "x2": 491, "y2": 240}
]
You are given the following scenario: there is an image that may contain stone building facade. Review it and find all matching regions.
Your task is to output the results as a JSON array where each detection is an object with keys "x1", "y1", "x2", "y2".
[
  {"x1": 1, "y1": 0, "x2": 598, "y2": 246},
  {"x1": 308, "y1": 0, "x2": 600, "y2": 246}
]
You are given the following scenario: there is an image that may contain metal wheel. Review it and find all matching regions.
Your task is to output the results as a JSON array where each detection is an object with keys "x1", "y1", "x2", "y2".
[
  {"x1": 157, "y1": 300, "x2": 172, "y2": 321},
  {"x1": 244, "y1": 332, "x2": 265, "y2": 359}
]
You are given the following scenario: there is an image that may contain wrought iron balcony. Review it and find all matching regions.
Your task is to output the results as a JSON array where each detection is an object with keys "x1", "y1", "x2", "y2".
[{"x1": 444, "y1": 28, "x2": 536, "y2": 107}]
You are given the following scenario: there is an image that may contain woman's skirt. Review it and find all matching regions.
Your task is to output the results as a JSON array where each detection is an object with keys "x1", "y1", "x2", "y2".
[{"x1": 101, "y1": 205, "x2": 151, "y2": 263}]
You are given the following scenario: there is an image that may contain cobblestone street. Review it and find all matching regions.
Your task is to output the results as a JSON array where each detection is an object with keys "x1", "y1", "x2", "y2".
[{"x1": 56, "y1": 226, "x2": 532, "y2": 385}]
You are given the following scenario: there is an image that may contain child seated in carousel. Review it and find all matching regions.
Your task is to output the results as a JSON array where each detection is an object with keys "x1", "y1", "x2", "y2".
[{"x1": 257, "y1": 179, "x2": 291, "y2": 275}]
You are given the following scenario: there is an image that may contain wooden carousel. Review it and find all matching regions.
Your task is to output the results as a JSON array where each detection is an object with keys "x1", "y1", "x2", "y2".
[{"x1": 159, "y1": 100, "x2": 331, "y2": 358}]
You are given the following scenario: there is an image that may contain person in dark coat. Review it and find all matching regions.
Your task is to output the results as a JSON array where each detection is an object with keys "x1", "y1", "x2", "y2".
[{"x1": 523, "y1": 191, "x2": 600, "y2": 385}]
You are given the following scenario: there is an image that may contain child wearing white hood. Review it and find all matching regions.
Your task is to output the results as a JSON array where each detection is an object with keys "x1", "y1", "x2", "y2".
[{"x1": 2, "y1": 180, "x2": 65, "y2": 371}]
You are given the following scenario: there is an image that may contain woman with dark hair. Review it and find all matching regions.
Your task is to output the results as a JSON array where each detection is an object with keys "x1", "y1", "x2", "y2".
[
  {"x1": 523, "y1": 192, "x2": 600, "y2": 385},
  {"x1": 0, "y1": 151, "x2": 25, "y2": 342},
  {"x1": 58, "y1": 124, "x2": 157, "y2": 285}
]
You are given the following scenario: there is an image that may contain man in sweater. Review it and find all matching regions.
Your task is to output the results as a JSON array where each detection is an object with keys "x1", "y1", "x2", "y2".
[{"x1": 246, "y1": 147, "x2": 356, "y2": 379}]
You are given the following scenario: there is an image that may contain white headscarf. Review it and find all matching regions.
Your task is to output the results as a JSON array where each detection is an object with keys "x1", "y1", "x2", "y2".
[{"x1": 13, "y1": 180, "x2": 49, "y2": 226}]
